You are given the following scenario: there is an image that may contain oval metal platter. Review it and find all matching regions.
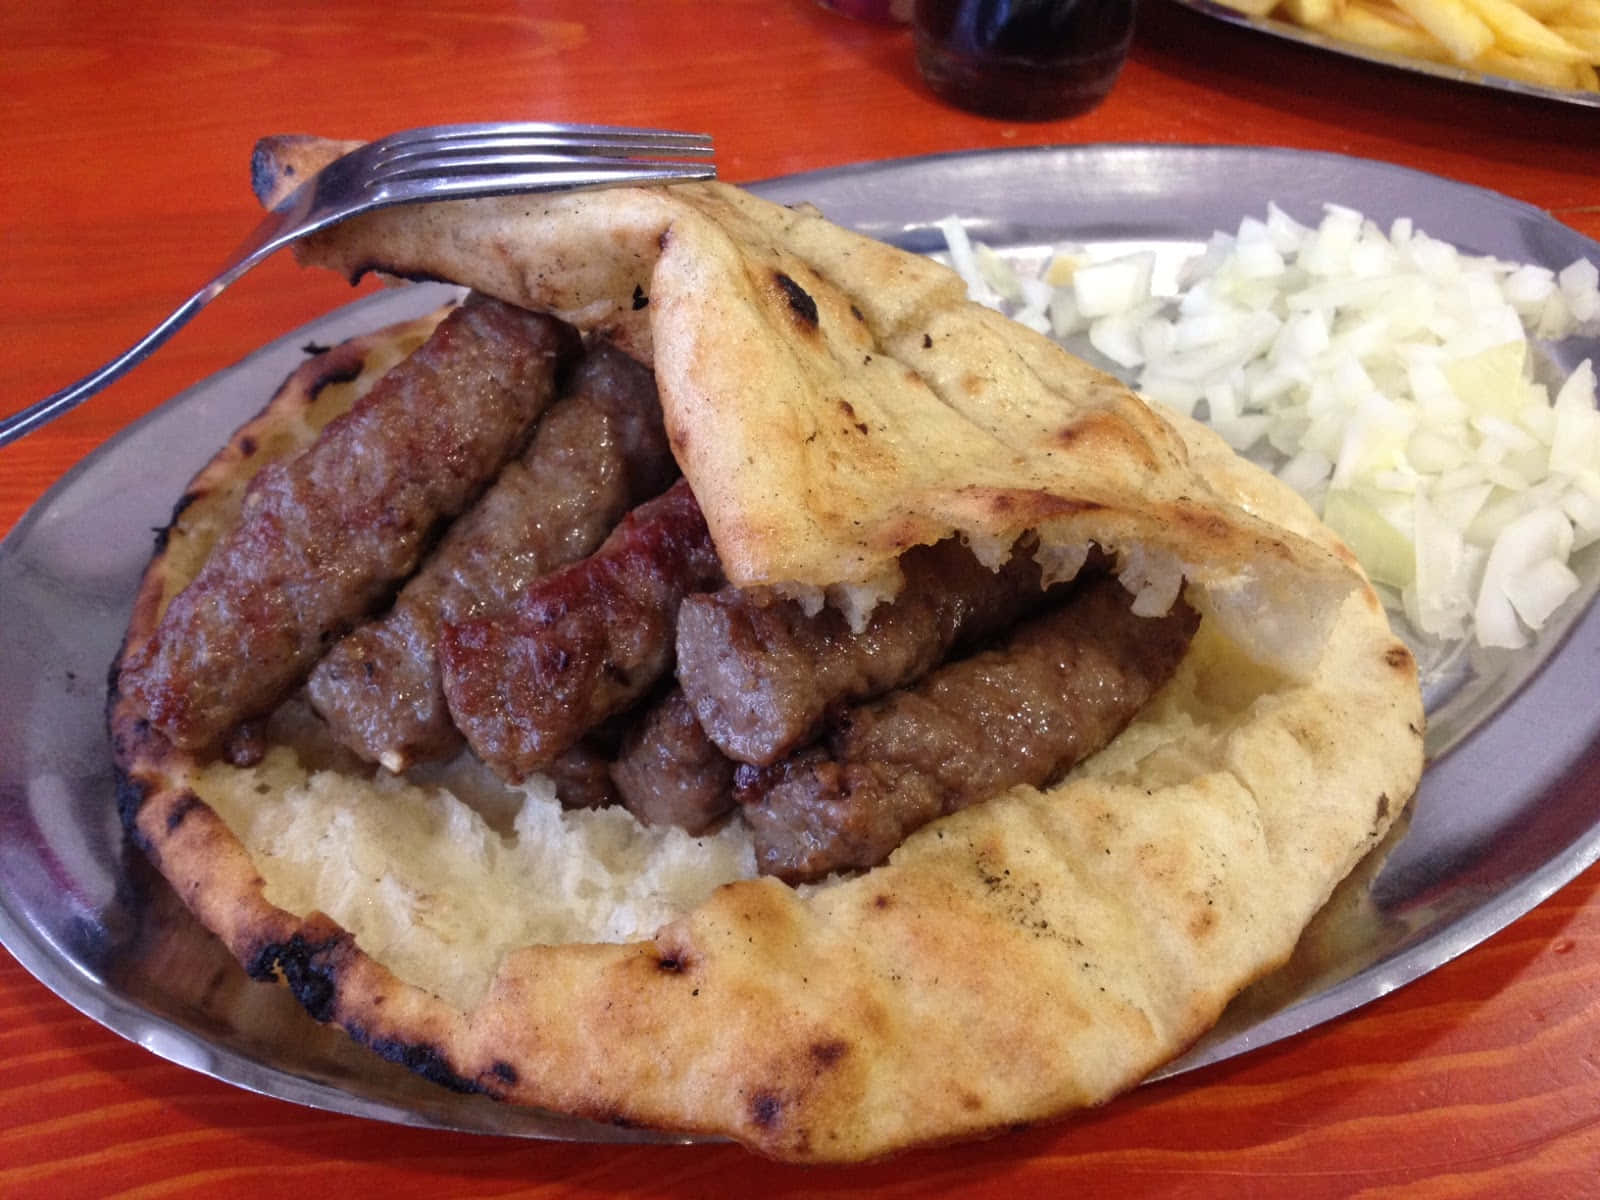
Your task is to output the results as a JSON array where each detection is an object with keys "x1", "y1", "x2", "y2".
[{"x1": 2, "y1": 144, "x2": 1597, "y2": 1139}]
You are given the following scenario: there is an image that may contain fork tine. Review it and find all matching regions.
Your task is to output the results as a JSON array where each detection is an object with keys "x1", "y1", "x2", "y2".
[
  {"x1": 375, "y1": 159, "x2": 717, "y2": 203},
  {"x1": 372, "y1": 148, "x2": 715, "y2": 186},
  {"x1": 433, "y1": 125, "x2": 713, "y2": 151},
  {"x1": 376, "y1": 137, "x2": 714, "y2": 178},
  {"x1": 373, "y1": 123, "x2": 714, "y2": 159},
  {"x1": 392, "y1": 120, "x2": 712, "y2": 142}
]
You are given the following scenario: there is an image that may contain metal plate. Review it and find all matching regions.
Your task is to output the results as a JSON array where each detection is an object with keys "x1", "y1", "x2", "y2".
[
  {"x1": 2, "y1": 145, "x2": 1597, "y2": 1137},
  {"x1": 1168, "y1": 0, "x2": 1600, "y2": 110}
]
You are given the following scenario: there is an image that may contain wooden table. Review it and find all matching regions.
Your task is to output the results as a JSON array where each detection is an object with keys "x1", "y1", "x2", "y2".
[{"x1": 4, "y1": 2, "x2": 1598, "y2": 1195}]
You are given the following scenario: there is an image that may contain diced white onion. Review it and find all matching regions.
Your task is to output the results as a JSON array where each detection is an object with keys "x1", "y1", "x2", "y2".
[
  {"x1": 1504, "y1": 557, "x2": 1581, "y2": 633},
  {"x1": 1475, "y1": 508, "x2": 1576, "y2": 649},
  {"x1": 939, "y1": 203, "x2": 1600, "y2": 650},
  {"x1": 1072, "y1": 253, "x2": 1156, "y2": 319}
]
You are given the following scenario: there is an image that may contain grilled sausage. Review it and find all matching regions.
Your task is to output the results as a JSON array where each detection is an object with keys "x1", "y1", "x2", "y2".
[
  {"x1": 306, "y1": 343, "x2": 675, "y2": 772},
  {"x1": 737, "y1": 574, "x2": 1199, "y2": 882},
  {"x1": 119, "y1": 294, "x2": 581, "y2": 753},
  {"x1": 440, "y1": 480, "x2": 724, "y2": 780},
  {"x1": 609, "y1": 688, "x2": 737, "y2": 834},
  {"x1": 675, "y1": 538, "x2": 1067, "y2": 768}
]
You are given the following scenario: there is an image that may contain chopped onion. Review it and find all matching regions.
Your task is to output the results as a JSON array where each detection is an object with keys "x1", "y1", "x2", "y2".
[
  {"x1": 1476, "y1": 508, "x2": 1576, "y2": 649},
  {"x1": 1072, "y1": 253, "x2": 1156, "y2": 319},
  {"x1": 937, "y1": 204, "x2": 1600, "y2": 650},
  {"x1": 1406, "y1": 491, "x2": 1477, "y2": 643}
]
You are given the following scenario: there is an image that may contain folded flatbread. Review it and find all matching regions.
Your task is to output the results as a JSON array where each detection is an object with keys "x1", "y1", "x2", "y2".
[{"x1": 109, "y1": 136, "x2": 1424, "y2": 1162}]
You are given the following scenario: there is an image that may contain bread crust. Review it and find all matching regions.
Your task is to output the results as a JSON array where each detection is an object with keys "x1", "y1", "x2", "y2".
[{"x1": 108, "y1": 149, "x2": 1425, "y2": 1161}]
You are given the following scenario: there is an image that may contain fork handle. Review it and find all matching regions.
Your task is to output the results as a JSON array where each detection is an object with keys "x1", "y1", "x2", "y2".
[
  {"x1": 0, "y1": 290, "x2": 216, "y2": 450},
  {"x1": 1, "y1": 198, "x2": 307, "y2": 451}
]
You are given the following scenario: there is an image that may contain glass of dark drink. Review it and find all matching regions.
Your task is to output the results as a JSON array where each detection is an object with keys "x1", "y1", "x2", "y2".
[{"x1": 912, "y1": 0, "x2": 1137, "y2": 120}]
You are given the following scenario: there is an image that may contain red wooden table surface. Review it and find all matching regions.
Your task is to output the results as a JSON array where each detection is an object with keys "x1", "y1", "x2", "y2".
[{"x1": 3, "y1": 2, "x2": 1598, "y2": 1195}]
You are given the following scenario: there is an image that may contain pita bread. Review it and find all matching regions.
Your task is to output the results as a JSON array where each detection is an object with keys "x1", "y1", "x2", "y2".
[
  {"x1": 108, "y1": 139, "x2": 1425, "y2": 1162},
  {"x1": 254, "y1": 139, "x2": 1359, "y2": 676}
]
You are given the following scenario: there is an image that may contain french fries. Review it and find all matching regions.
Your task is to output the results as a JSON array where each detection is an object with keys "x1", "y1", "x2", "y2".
[
  {"x1": 1211, "y1": 0, "x2": 1600, "y2": 91},
  {"x1": 1282, "y1": 0, "x2": 1342, "y2": 22},
  {"x1": 1325, "y1": 1, "x2": 1453, "y2": 57},
  {"x1": 1391, "y1": 0, "x2": 1495, "y2": 61},
  {"x1": 1463, "y1": 0, "x2": 1586, "y2": 60},
  {"x1": 1554, "y1": 23, "x2": 1600, "y2": 54},
  {"x1": 1504, "y1": 0, "x2": 1572, "y2": 21},
  {"x1": 1559, "y1": 0, "x2": 1600, "y2": 26}
]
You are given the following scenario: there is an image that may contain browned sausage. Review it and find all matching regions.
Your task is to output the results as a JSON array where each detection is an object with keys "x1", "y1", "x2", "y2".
[
  {"x1": 119, "y1": 294, "x2": 581, "y2": 753},
  {"x1": 738, "y1": 574, "x2": 1199, "y2": 882},
  {"x1": 307, "y1": 343, "x2": 675, "y2": 772},
  {"x1": 440, "y1": 480, "x2": 724, "y2": 780}
]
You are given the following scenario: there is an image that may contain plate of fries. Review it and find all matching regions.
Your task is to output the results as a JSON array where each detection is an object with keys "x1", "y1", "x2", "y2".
[{"x1": 1184, "y1": 0, "x2": 1600, "y2": 102}]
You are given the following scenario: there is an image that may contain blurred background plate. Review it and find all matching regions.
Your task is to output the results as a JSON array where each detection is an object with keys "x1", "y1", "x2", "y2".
[
  {"x1": 1168, "y1": 0, "x2": 1600, "y2": 109},
  {"x1": 2, "y1": 144, "x2": 1598, "y2": 1137}
]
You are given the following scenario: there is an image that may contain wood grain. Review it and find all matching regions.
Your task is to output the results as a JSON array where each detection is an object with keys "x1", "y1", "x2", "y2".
[{"x1": 3, "y1": 1, "x2": 1598, "y2": 1194}]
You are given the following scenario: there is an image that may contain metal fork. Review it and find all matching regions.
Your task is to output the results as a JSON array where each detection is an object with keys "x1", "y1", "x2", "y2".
[{"x1": 2, "y1": 121, "x2": 715, "y2": 448}]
